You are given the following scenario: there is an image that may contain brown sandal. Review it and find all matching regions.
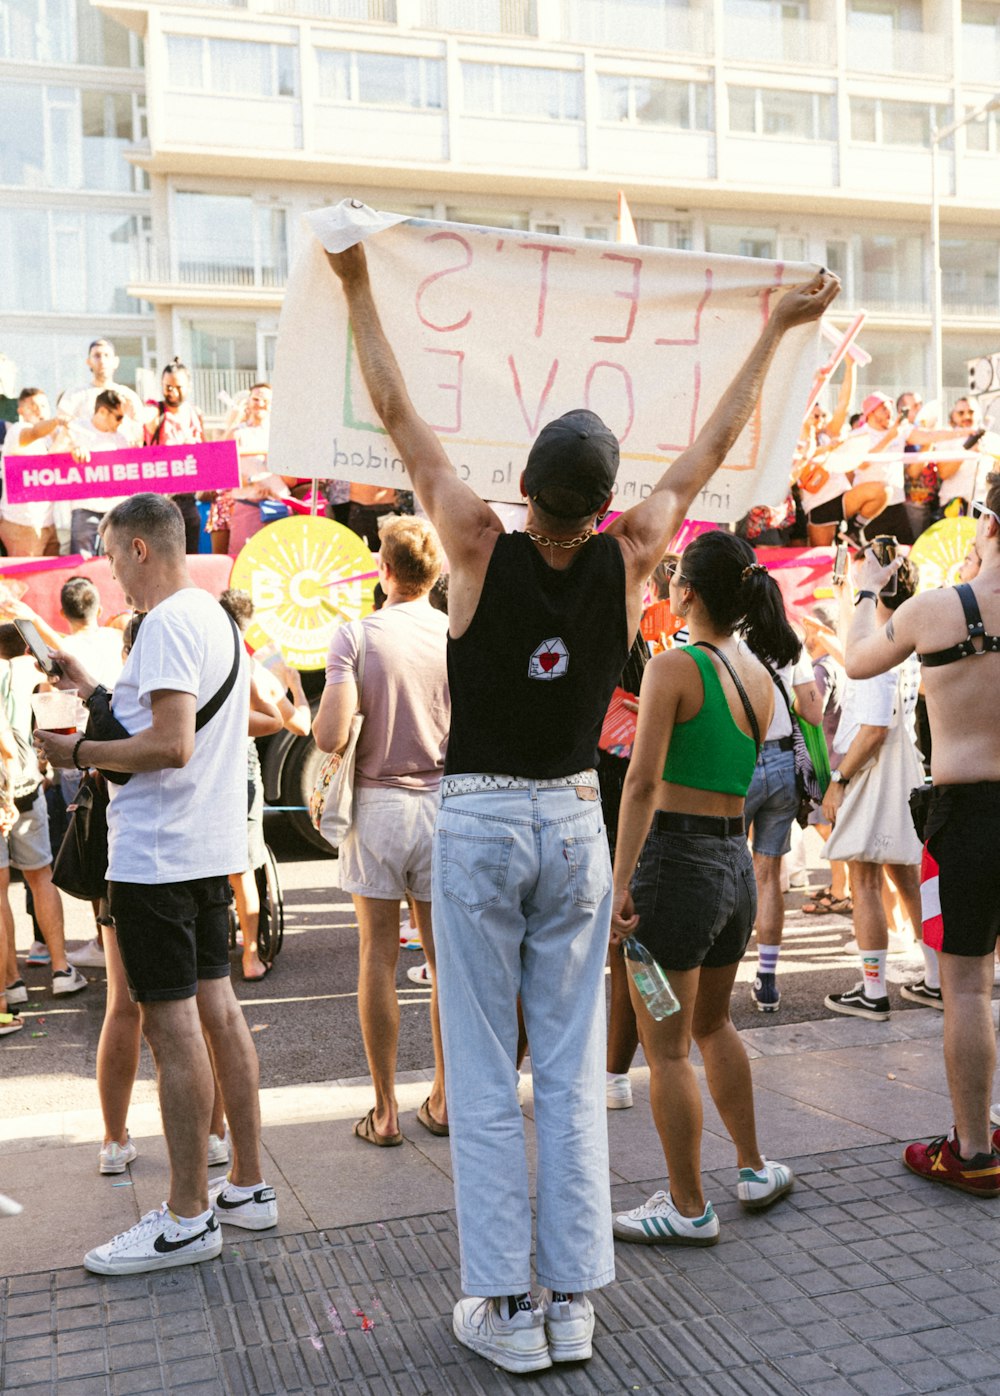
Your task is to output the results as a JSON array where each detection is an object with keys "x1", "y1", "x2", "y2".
[
  {"x1": 801, "y1": 888, "x2": 836, "y2": 915},
  {"x1": 416, "y1": 1097, "x2": 449, "y2": 1137},
  {"x1": 353, "y1": 1107, "x2": 403, "y2": 1147}
]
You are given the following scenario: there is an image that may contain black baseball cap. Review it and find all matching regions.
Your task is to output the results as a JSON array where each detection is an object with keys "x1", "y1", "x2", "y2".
[{"x1": 523, "y1": 410, "x2": 619, "y2": 519}]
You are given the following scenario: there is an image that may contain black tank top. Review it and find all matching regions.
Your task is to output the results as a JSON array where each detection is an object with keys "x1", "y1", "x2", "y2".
[{"x1": 445, "y1": 531, "x2": 629, "y2": 778}]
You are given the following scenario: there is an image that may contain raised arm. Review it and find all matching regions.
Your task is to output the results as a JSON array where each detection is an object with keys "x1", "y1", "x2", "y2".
[
  {"x1": 843, "y1": 552, "x2": 918, "y2": 679},
  {"x1": 326, "y1": 244, "x2": 502, "y2": 573},
  {"x1": 827, "y1": 357, "x2": 855, "y2": 440},
  {"x1": 607, "y1": 270, "x2": 840, "y2": 582}
]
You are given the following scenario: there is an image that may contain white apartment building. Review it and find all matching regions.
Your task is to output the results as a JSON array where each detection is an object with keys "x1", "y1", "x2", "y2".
[
  {"x1": 0, "y1": 0, "x2": 153, "y2": 399},
  {"x1": 5, "y1": 0, "x2": 1000, "y2": 416}
]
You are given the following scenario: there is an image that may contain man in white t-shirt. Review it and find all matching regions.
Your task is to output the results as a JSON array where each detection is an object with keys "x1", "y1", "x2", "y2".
[
  {"x1": 57, "y1": 339, "x2": 146, "y2": 446},
  {"x1": 314, "y1": 516, "x2": 451, "y2": 1145},
  {"x1": 63, "y1": 389, "x2": 132, "y2": 557},
  {"x1": 0, "y1": 388, "x2": 66, "y2": 557},
  {"x1": 849, "y1": 394, "x2": 966, "y2": 544},
  {"x1": 36, "y1": 493, "x2": 278, "y2": 1276}
]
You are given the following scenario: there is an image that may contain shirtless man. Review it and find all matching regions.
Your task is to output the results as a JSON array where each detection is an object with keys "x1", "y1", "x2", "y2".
[{"x1": 845, "y1": 472, "x2": 1000, "y2": 1196}]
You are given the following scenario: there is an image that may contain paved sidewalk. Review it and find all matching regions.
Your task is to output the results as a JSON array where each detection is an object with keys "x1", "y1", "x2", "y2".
[{"x1": 4, "y1": 1009, "x2": 1000, "y2": 1393}]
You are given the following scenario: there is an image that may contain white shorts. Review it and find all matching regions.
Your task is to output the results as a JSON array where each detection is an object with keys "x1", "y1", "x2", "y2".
[
  {"x1": 335, "y1": 785, "x2": 439, "y2": 901},
  {"x1": 0, "y1": 790, "x2": 53, "y2": 872}
]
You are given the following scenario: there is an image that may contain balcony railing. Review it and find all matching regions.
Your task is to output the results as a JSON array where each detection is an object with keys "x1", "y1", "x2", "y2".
[
  {"x1": 188, "y1": 369, "x2": 261, "y2": 415},
  {"x1": 845, "y1": 26, "x2": 949, "y2": 77},
  {"x1": 562, "y1": 0, "x2": 712, "y2": 55},
  {"x1": 132, "y1": 249, "x2": 287, "y2": 290},
  {"x1": 420, "y1": 0, "x2": 535, "y2": 36},
  {"x1": 723, "y1": 13, "x2": 831, "y2": 66},
  {"x1": 271, "y1": 0, "x2": 395, "y2": 17}
]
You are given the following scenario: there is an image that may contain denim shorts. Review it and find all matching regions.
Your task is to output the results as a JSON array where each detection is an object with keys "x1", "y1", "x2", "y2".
[
  {"x1": 630, "y1": 813, "x2": 757, "y2": 972},
  {"x1": 108, "y1": 875, "x2": 232, "y2": 1003},
  {"x1": 744, "y1": 743, "x2": 798, "y2": 858}
]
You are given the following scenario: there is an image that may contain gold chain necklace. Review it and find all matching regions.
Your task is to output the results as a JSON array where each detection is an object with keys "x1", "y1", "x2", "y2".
[{"x1": 524, "y1": 528, "x2": 594, "y2": 550}]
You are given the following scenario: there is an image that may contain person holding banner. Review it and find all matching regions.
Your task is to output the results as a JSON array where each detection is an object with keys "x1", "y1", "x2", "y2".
[{"x1": 326, "y1": 242, "x2": 838, "y2": 1375}]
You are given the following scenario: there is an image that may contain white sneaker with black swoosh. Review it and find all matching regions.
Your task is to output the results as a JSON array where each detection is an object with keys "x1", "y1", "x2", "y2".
[
  {"x1": 84, "y1": 1203, "x2": 221, "y2": 1275},
  {"x1": 209, "y1": 1175, "x2": 278, "y2": 1230}
]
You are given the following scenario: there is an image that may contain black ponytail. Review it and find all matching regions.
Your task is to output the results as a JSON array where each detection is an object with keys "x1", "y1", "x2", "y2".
[{"x1": 678, "y1": 532, "x2": 801, "y2": 668}]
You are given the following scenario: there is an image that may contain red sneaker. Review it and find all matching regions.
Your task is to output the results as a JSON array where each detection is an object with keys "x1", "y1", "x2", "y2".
[{"x1": 903, "y1": 1131, "x2": 1000, "y2": 1197}]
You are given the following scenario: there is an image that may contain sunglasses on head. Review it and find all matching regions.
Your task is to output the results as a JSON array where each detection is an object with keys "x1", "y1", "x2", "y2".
[{"x1": 971, "y1": 499, "x2": 1000, "y2": 525}]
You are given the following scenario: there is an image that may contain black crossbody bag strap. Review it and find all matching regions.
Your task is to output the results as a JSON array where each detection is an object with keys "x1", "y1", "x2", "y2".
[
  {"x1": 194, "y1": 612, "x2": 242, "y2": 733},
  {"x1": 692, "y1": 641, "x2": 761, "y2": 757}
]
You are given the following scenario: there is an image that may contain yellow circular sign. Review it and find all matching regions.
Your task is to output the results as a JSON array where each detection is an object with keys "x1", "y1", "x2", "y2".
[
  {"x1": 908, "y1": 517, "x2": 977, "y2": 593},
  {"x1": 230, "y1": 516, "x2": 377, "y2": 669}
]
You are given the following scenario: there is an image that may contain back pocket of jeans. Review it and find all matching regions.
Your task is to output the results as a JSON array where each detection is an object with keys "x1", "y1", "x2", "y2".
[
  {"x1": 563, "y1": 830, "x2": 611, "y2": 908},
  {"x1": 439, "y1": 830, "x2": 513, "y2": 910}
]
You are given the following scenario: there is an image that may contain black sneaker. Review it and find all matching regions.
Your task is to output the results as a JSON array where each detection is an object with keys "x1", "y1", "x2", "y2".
[
  {"x1": 824, "y1": 982, "x2": 890, "y2": 1021},
  {"x1": 900, "y1": 978, "x2": 943, "y2": 1010},
  {"x1": 752, "y1": 973, "x2": 780, "y2": 1013}
]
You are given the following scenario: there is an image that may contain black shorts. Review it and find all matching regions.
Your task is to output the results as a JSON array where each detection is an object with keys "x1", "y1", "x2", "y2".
[
  {"x1": 108, "y1": 876, "x2": 233, "y2": 1003},
  {"x1": 921, "y1": 782, "x2": 1000, "y2": 958},
  {"x1": 806, "y1": 493, "x2": 845, "y2": 526},
  {"x1": 873, "y1": 502, "x2": 914, "y2": 545},
  {"x1": 630, "y1": 812, "x2": 756, "y2": 971}
]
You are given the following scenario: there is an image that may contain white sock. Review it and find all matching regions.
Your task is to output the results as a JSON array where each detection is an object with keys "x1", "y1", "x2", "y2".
[
  {"x1": 607, "y1": 1071, "x2": 628, "y2": 1082},
  {"x1": 171, "y1": 1208, "x2": 212, "y2": 1228},
  {"x1": 861, "y1": 951, "x2": 887, "y2": 999},
  {"x1": 920, "y1": 942, "x2": 940, "y2": 990}
]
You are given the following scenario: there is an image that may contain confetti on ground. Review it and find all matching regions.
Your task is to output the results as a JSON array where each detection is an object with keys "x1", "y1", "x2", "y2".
[
  {"x1": 31, "y1": 1032, "x2": 47, "y2": 1038},
  {"x1": 27, "y1": 1002, "x2": 41, "y2": 1010},
  {"x1": 887, "y1": 1073, "x2": 896, "y2": 1080},
  {"x1": 250, "y1": 1024, "x2": 269, "y2": 1033},
  {"x1": 327, "y1": 1304, "x2": 346, "y2": 1337},
  {"x1": 352, "y1": 1309, "x2": 376, "y2": 1332},
  {"x1": 112, "y1": 1181, "x2": 133, "y2": 1188}
]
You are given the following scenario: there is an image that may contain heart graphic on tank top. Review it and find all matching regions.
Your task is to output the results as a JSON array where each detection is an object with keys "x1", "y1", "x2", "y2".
[{"x1": 528, "y1": 637, "x2": 569, "y2": 680}]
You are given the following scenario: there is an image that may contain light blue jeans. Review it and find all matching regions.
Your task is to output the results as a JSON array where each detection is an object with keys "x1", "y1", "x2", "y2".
[{"x1": 432, "y1": 781, "x2": 616, "y2": 1296}]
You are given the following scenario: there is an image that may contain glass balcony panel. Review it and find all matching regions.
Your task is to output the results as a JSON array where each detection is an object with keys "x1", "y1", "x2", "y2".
[
  {"x1": 846, "y1": 25, "x2": 949, "y2": 76},
  {"x1": 562, "y1": 0, "x2": 712, "y2": 56},
  {"x1": 723, "y1": 13, "x2": 832, "y2": 65},
  {"x1": 420, "y1": 0, "x2": 535, "y2": 36}
]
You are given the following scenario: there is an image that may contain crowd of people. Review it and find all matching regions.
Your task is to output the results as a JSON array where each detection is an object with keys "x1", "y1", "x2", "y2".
[{"x1": 1, "y1": 270, "x2": 999, "y2": 1380}]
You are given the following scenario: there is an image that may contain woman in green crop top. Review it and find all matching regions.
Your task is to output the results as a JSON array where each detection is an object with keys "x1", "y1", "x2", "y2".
[{"x1": 609, "y1": 531, "x2": 803, "y2": 1248}]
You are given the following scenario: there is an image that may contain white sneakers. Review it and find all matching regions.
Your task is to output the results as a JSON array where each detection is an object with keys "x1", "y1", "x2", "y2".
[
  {"x1": 208, "y1": 1175, "x2": 278, "y2": 1230},
  {"x1": 736, "y1": 1159, "x2": 795, "y2": 1211},
  {"x1": 52, "y1": 967, "x2": 88, "y2": 996},
  {"x1": 5, "y1": 979, "x2": 27, "y2": 1005},
  {"x1": 67, "y1": 938, "x2": 107, "y2": 969},
  {"x1": 606, "y1": 1073, "x2": 633, "y2": 1110},
  {"x1": 99, "y1": 1137, "x2": 138, "y2": 1175},
  {"x1": 406, "y1": 963, "x2": 431, "y2": 985},
  {"x1": 452, "y1": 1291, "x2": 597, "y2": 1372},
  {"x1": 207, "y1": 1130, "x2": 231, "y2": 1167},
  {"x1": 613, "y1": 1190, "x2": 720, "y2": 1247},
  {"x1": 84, "y1": 1203, "x2": 222, "y2": 1275}
]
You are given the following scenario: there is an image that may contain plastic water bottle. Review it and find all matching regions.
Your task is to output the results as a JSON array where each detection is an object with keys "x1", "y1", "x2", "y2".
[{"x1": 624, "y1": 937, "x2": 680, "y2": 1020}]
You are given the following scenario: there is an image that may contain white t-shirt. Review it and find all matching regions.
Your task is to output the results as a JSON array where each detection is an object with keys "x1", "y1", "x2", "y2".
[
  {"x1": 851, "y1": 422, "x2": 914, "y2": 506},
  {"x1": 765, "y1": 650, "x2": 814, "y2": 741},
  {"x1": 834, "y1": 667, "x2": 897, "y2": 754},
  {"x1": 0, "y1": 424, "x2": 55, "y2": 529},
  {"x1": 58, "y1": 382, "x2": 145, "y2": 445},
  {"x1": 65, "y1": 419, "x2": 130, "y2": 513},
  {"x1": 61, "y1": 627, "x2": 124, "y2": 691},
  {"x1": 106, "y1": 588, "x2": 249, "y2": 884}
]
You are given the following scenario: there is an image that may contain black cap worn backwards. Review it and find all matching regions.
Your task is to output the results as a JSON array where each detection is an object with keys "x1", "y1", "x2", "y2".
[{"x1": 523, "y1": 409, "x2": 619, "y2": 520}]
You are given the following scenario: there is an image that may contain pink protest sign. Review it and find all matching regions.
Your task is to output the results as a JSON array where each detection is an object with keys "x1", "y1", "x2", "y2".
[{"x1": 3, "y1": 440, "x2": 240, "y2": 505}]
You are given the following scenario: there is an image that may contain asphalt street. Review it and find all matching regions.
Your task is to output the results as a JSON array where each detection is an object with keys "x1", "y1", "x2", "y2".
[{"x1": 0, "y1": 816, "x2": 963, "y2": 1125}]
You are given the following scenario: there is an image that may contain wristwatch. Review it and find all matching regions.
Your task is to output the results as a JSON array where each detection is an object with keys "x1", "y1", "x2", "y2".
[{"x1": 829, "y1": 769, "x2": 848, "y2": 786}]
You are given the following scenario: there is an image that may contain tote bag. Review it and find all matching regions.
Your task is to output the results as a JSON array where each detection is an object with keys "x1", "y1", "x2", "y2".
[{"x1": 310, "y1": 622, "x2": 366, "y2": 849}]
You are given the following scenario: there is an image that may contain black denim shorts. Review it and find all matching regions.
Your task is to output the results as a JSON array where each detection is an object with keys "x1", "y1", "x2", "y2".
[
  {"x1": 630, "y1": 813, "x2": 757, "y2": 972},
  {"x1": 108, "y1": 875, "x2": 233, "y2": 1004}
]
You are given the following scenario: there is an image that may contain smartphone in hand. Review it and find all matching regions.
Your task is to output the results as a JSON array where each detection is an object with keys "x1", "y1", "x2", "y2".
[{"x1": 12, "y1": 619, "x2": 62, "y2": 678}]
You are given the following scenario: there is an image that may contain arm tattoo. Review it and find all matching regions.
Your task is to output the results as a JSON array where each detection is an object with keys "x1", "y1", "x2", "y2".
[{"x1": 885, "y1": 616, "x2": 895, "y2": 643}]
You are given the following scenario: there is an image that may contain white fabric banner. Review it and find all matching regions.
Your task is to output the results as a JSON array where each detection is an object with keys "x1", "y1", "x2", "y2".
[{"x1": 269, "y1": 200, "x2": 822, "y2": 523}]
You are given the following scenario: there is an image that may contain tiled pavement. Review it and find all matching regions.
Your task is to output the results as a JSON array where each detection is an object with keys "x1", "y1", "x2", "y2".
[{"x1": 4, "y1": 1140, "x2": 1000, "y2": 1396}]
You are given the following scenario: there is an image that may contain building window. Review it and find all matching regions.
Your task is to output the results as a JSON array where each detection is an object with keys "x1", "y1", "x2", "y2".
[
  {"x1": 173, "y1": 193, "x2": 288, "y2": 286},
  {"x1": 316, "y1": 50, "x2": 443, "y2": 108},
  {"x1": 0, "y1": 0, "x2": 138, "y2": 67},
  {"x1": 583, "y1": 225, "x2": 612, "y2": 240},
  {"x1": 707, "y1": 224, "x2": 777, "y2": 258},
  {"x1": 850, "y1": 96, "x2": 944, "y2": 146},
  {"x1": 598, "y1": 75, "x2": 711, "y2": 130},
  {"x1": 940, "y1": 237, "x2": 1000, "y2": 310},
  {"x1": 0, "y1": 82, "x2": 137, "y2": 190},
  {"x1": 460, "y1": 62, "x2": 581, "y2": 120},
  {"x1": 729, "y1": 85, "x2": 834, "y2": 139},
  {"x1": 635, "y1": 219, "x2": 693, "y2": 250},
  {"x1": 965, "y1": 105, "x2": 1000, "y2": 152},
  {"x1": 0, "y1": 207, "x2": 142, "y2": 315},
  {"x1": 166, "y1": 36, "x2": 298, "y2": 98}
]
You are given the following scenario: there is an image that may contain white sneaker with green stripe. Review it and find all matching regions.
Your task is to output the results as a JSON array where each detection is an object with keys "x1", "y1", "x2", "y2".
[
  {"x1": 736, "y1": 1159, "x2": 794, "y2": 1211},
  {"x1": 612, "y1": 1190, "x2": 720, "y2": 1246}
]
